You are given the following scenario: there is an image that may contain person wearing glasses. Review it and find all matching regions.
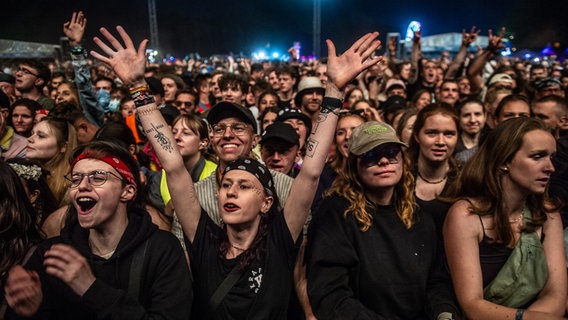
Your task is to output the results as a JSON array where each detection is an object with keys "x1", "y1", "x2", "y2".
[
  {"x1": 307, "y1": 121, "x2": 460, "y2": 319},
  {"x1": 4, "y1": 141, "x2": 192, "y2": 319},
  {"x1": 86, "y1": 25, "x2": 381, "y2": 318},
  {"x1": 14, "y1": 59, "x2": 55, "y2": 111},
  {"x1": 173, "y1": 89, "x2": 198, "y2": 114}
]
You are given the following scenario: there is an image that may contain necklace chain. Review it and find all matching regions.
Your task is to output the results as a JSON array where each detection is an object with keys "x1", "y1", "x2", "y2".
[
  {"x1": 509, "y1": 207, "x2": 526, "y2": 224},
  {"x1": 417, "y1": 171, "x2": 447, "y2": 184}
]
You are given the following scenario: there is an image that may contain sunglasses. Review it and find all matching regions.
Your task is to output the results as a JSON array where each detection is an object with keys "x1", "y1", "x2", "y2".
[
  {"x1": 358, "y1": 143, "x2": 401, "y2": 167},
  {"x1": 174, "y1": 101, "x2": 194, "y2": 107}
]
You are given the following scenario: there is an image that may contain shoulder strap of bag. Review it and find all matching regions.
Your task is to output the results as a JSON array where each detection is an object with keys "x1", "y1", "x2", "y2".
[
  {"x1": 208, "y1": 265, "x2": 246, "y2": 314},
  {"x1": 128, "y1": 238, "x2": 150, "y2": 301}
]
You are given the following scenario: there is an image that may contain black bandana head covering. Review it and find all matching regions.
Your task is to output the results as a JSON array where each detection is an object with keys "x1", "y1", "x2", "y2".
[{"x1": 223, "y1": 158, "x2": 275, "y2": 197}]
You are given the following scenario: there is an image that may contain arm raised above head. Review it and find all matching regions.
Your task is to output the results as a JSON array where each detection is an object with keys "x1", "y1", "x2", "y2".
[
  {"x1": 90, "y1": 26, "x2": 201, "y2": 242},
  {"x1": 284, "y1": 32, "x2": 382, "y2": 241}
]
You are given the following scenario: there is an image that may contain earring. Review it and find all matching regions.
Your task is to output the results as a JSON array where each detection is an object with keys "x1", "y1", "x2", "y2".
[{"x1": 500, "y1": 166, "x2": 509, "y2": 173}]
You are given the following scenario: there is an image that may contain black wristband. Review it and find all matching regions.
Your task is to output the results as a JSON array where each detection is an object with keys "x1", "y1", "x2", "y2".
[
  {"x1": 321, "y1": 97, "x2": 342, "y2": 114},
  {"x1": 515, "y1": 309, "x2": 524, "y2": 320}
]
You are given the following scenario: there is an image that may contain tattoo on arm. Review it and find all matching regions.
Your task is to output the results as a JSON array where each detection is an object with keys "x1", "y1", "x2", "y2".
[
  {"x1": 304, "y1": 138, "x2": 318, "y2": 158},
  {"x1": 151, "y1": 123, "x2": 173, "y2": 153}
]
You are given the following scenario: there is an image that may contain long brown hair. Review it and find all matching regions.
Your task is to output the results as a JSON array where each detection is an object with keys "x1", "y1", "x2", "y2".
[
  {"x1": 327, "y1": 150, "x2": 417, "y2": 231},
  {"x1": 445, "y1": 117, "x2": 556, "y2": 244},
  {"x1": 408, "y1": 103, "x2": 460, "y2": 174}
]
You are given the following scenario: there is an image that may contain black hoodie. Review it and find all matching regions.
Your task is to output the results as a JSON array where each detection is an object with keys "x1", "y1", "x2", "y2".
[{"x1": 7, "y1": 208, "x2": 192, "y2": 320}]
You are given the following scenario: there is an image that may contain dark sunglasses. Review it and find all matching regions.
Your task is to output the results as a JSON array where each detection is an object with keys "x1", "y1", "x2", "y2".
[{"x1": 358, "y1": 143, "x2": 401, "y2": 167}]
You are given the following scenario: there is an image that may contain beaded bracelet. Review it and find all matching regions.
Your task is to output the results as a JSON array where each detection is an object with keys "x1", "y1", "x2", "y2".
[{"x1": 130, "y1": 85, "x2": 155, "y2": 108}]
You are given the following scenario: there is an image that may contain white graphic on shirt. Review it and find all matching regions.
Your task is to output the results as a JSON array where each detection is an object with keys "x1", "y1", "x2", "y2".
[{"x1": 248, "y1": 267, "x2": 263, "y2": 294}]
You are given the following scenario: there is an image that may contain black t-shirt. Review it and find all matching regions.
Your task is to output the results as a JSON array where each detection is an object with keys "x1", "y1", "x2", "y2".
[{"x1": 188, "y1": 209, "x2": 300, "y2": 319}]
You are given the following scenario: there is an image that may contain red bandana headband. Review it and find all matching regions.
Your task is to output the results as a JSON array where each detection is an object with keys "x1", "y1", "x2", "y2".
[{"x1": 70, "y1": 153, "x2": 136, "y2": 186}]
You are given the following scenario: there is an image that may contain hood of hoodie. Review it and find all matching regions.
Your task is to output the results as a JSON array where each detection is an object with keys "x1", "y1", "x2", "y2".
[{"x1": 60, "y1": 207, "x2": 157, "y2": 261}]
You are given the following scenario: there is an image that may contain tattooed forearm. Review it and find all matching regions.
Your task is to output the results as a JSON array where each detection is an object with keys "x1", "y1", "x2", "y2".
[
  {"x1": 151, "y1": 123, "x2": 174, "y2": 153},
  {"x1": 304, "y1": 138, "x2": 318, "y2": 158}
]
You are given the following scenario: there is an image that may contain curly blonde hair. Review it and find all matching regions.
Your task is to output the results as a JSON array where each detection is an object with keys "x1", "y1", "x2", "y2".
[{"x1": 327, "y1": 149, "x2": 417, "y2": 231}]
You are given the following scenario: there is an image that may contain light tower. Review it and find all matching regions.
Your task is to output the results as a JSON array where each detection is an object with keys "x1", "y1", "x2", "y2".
[{"x1": 148, "y1": 0, "x2": 159, "y2": 52}]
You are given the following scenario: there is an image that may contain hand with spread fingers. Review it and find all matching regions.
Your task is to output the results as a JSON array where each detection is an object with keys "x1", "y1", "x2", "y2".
[
  {"x1": 90, "y1": 26, "x2": 148, "y2": 87},
  {"x1": 63, "y1": 11, "x2": 87, "y2": 46},
  {"x1": 43, "y1": 244, "x2": 96, "y2": 296},
  {"x1": 326, "y1": 32, "x2": 382, "y2": 91}
]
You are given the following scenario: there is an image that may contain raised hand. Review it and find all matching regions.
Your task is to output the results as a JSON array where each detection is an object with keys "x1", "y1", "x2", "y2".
[
  {"x1": 486, "y1": 27, "x2": 506, "y2": 53},
  {"x1": 326, "y1": 32, "x2": 382, "y2": 91},
  {"x1": 412, "y1": 30, "x2": 422, "y2": 44},
  {"x1": 43, "y1": 244, "x2": 96, "y2": 296},
  {"x1": 461, "y1": 26, "x2": 480, "y2": 47},
  {"x1": 90, "y1": 26, "x2": 148, "y2": 87},
  {"x1": 4, "y1": 265, "x2": 43, "y2": 317},
  {"x1": 63, "y1": 11, "x2": 87, "y2": 46}
]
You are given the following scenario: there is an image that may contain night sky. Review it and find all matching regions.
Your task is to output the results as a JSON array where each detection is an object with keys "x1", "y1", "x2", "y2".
[{"x1": 1, "y1": 0, "x2": 567, "y2": 58}]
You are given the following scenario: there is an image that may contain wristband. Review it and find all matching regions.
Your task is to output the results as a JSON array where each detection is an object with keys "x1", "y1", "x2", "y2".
[
  {"x1": 130, "y1": 85, "x2": 155, "y2": 108},
  {"x1": 70, "y1": 45, "x2": 84, "y2": 55},
  {"x1": 515, "y1": 309, "x2": 524, "y2": 320},
  {"x1": 321, "y1": 97, "x2": 342, "y2": 115}
]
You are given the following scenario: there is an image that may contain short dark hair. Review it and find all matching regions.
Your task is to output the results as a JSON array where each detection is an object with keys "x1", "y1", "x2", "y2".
[
  {"x1": 20, "y1": 59, "x2": 51, "y2": 85},
  {"x1": 219, "y1": 73, "x2": 249, "y2": 94}
]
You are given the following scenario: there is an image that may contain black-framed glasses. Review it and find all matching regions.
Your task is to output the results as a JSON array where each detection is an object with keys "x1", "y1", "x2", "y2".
[
  {"x1": 174, "y1": 101, "x2": 193, "y2": 108},
  {"x1": 211, "y1": 122, "x2": 249, "y2": 136},
  {"x1": 358, "y1": 143, "x2": 401, "y2": 167},
  {"x1": 65, "y1": 170, "x2": 126, "y2": 188},
  {"x1": 17, "y1": 67, "x2": 40, "y2": 77}
]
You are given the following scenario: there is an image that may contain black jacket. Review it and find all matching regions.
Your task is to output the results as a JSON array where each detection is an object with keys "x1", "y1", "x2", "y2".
[{"x1": 7, "y1": 208, "x2": 192, "y2": 320}]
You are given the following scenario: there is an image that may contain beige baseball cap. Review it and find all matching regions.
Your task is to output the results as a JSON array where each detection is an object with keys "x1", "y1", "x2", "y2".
[{"x1": 348, "y1": 121, "x2": 407, "y2": 156}]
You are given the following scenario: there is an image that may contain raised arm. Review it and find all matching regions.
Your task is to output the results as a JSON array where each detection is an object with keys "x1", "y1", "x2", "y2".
[
  {"x1": 408, "y1": 30, "x2": 421, "y2": 85},
  {"x1": 445, "y1": 26, "x2": 479, "y2": 80},
  {"x1": 64, "y1": 11, "x2": 105, "y2": 127},
  {"x1": 467, "y1": 28, "x2": 506, "y2": 94},
  {"x1": 90, "y1": 26, "x2": 201, "y2": 242},
  {"x1": 284, "y1": 32, "x2": 382, "y2": 241}
]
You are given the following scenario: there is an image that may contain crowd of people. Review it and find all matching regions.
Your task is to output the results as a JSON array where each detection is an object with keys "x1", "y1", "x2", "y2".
[{"x1": 1, "y1": 10, "x2": 568, "y2": 320}]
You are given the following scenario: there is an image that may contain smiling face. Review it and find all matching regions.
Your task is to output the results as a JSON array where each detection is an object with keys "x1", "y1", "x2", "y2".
[
  {"x1": 415, "y1": 113, "x2": 458, "y2": 163},
  {"x1": 502, "y1": 129, "x2": 556, "y2": 196},
  {"x1": 70, "y1": 158, "x2": 134, "y2": 231},
  {"x1": 218, "y1": 170, "x2": 273, "y2": 228},
  {"x1": 211, "y1": 117, "x2": 258, "y2": 166},
  {"x1": 221, "y1": 84, "x2": 244, "y2": 104},
  {"x1": 26, "y1": 121, "x2": 62, "y2": 162},
  {"x1": 459, "y1": 101, "x2": 486, "y2": 136}
]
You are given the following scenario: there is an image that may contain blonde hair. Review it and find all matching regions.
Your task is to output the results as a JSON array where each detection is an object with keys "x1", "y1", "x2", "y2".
[
  {"x1": 41, "y1": 118, "x2": 77, "y2": 205},
  {"x1": 327, "y1": 150, "x2": 417, "y2": 231}
]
